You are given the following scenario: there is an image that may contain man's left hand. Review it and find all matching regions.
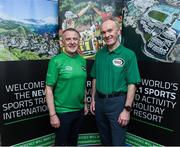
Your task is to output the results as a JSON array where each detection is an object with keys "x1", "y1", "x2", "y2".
[{"x1": 118, "y1": 109, "x2": 130, "y2": 127}]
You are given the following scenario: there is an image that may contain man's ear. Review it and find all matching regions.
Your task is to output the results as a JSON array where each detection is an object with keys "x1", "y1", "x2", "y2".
[
  {"x1": 59, "y1": 29, "x2": 63, "y2": 36},
  {"x1": 117, "y1": 28, "x2": 121, "y2": 35},
  {"x1": 119, "y1": 29, "x2": 122, "y2": 36},
  {"x1": 59, "y1": 40, "x2": 64, "y2": 48}
]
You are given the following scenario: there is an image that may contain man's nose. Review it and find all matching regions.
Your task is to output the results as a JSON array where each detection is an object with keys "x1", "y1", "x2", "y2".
[
  {"x1": 69, "y1": 39, "x2": 75, "y2": 44},
  {"x1": 104, "y1": 32, "x2": 110, "y2": 38}
]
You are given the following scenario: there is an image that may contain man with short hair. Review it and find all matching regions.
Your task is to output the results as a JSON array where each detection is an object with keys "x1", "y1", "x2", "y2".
[
  {"x1": 90, "y1": 18, "x2": 141, "y2": 146},
  {"x1": 45, "y1": 28, "x2": 88, "y2": 146}
]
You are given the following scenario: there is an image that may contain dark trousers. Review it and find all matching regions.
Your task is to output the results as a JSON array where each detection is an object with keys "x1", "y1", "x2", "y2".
[
  {"x1": 95, "y1": 93, "x2": 127, "y2": 146},
  {"x1": 54, "y1": 109, "x2": 84, "y2": 146}
]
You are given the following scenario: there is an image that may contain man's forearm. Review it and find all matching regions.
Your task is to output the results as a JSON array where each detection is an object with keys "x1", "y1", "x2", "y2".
[
  {"x1": 45, "y1": 85, "x2": 56, "y2": 116},
  {"x1": 125, "y1": 84, "x2": 137, "y2": 107},
  {"x1": 91, "y1": 79, "x2": 96, "y2": 101}
]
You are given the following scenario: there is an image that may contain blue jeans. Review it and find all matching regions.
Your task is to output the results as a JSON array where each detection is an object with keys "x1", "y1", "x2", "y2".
[
  {"x1": 95, "y1": 93, "x2": 127, "y2": 146},
  {"x1": 54, "y1": 109, "x2": 84, "y2": 146}
]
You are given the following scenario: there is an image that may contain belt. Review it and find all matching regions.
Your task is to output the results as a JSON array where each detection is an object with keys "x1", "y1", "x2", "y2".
[{"x1": 96, "y1": 91, "x2": 126, "y2": 99}]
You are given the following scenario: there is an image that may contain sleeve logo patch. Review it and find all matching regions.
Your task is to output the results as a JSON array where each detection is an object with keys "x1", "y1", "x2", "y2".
[{"x1": 112, "y1": 58, "x2": 124, "y2": 67}]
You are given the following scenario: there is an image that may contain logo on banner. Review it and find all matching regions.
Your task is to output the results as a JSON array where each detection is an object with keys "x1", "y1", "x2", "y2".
[{"x1": 112, "y1": 58, "x2": 124, "y2": 67}]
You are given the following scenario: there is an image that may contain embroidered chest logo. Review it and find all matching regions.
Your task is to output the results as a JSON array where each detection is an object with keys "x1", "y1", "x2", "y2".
[
  {"x1": 112, "y1": 58, "x2": 125, "y2": 67},
  {"x1": 65, "y1": 66, "x2": 73, "y2": 71},
  {"x1": 81, "y1": 66, "x2": 86, "y2": 71}
]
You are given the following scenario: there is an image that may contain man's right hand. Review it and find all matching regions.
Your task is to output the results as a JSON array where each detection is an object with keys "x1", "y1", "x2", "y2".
[
  {"x1": 50, "y1": 114, "x2": 60, "y2": 128},
  {"x1": 90, "y1": 100, "x2": 95, "y2": 115}
]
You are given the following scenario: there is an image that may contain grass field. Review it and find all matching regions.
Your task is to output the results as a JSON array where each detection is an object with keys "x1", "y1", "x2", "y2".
[{"x1": 148, "y1": 10, "x2": 168, "y2": 22}]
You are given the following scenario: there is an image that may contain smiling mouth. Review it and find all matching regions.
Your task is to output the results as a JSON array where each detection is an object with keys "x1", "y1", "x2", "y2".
[
  {"x1": 68, "y1": 45, "x2": 77, "y2": 48},
  {"x1": 106, "y1": 36, "x2": 112, "y2": 40},
  {"x1": 106, "y1": 38, "x2": 112, "y2": 42}
]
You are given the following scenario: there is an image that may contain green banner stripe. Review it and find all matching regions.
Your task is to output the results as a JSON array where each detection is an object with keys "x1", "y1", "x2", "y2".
[
  {"x1": 14, "y1": 132, "x2": 162, "y2": 146},
  {"x1": 14, "y1": 133, "x2": 101, "y2": 146},
  {"x1": 126, "y1": 132, "x2": 162, "y2": 146},
  {"x1": 4, "y1": 114, "x2": 48, "y2": 125},
  {"x1": 132, "y1": 117, "x2": 174, "y2": 132},
  {"x1": 78, "y1": 133, "x2": 101, "y2": 145},
  {"x1": 14, "y1": 133, "x2": 55, "y2": 146}
]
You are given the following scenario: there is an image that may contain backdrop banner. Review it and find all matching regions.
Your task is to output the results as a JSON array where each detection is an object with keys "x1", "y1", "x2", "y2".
[
  {"x1": 58, "y1": 0, "x2": 124, "y2": 60},
  {"x1": 123, "y1": 0, "x2": 180, "y2": 146},
  {"x1": 0, "y1": 0, "x2": 59, "y2": 146},
  {"x1": 59, "y1": 0, "x2": 180, "y2": 146},
  {"x1": 1, "y1": 0, "x2": 179, "y2": 146}
]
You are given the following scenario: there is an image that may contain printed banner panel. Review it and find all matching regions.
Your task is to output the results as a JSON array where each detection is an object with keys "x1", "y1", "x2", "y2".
[
  {"x1": 123, "y1": 0, "x2": 180, "y2": 63},
  {"x1": 123, "y1": 0, "x2": 180, "y2": 146},
  {"x1": 0, "y1": 0, "x2": 59, "y2": 146},
  {"x1": 59, "y1": 0, "x2": 124, "y2": 59},
  {"x1": 0, "y1": 0, "x2": 59, "y2": 61},
  {"x1": 59, "y1": 0, "x2": 180, "y2": 146},
  {"x1": 128, "y1": 61, "x2": 180, "y2": 145},
  {"x1": 0, "y1": 60, "x2": 53, "y2": 145}
]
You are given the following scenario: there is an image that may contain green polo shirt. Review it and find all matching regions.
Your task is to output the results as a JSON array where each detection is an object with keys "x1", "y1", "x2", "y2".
[
  {"x1": 91, "y1": 45, "x2": 141, "y2": 94},
  {"x1": 46, "y1": 52, "x2": 87, "y2": 113}
]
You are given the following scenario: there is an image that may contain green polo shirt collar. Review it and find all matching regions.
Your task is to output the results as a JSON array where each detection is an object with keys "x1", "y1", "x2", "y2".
[{"x1": 104, "y1": 44, "x2": 124, "y2": 54}]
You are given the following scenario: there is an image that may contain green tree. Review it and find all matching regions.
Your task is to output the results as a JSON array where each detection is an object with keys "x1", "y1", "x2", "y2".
[{"x1": 60, "y1": 0, "x2": 75, "y2": 12}]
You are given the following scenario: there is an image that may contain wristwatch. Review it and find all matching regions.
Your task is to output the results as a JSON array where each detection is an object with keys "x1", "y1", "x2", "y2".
[{"x1": 124, "y1": 105, "x2": 132, "y2": 112}]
